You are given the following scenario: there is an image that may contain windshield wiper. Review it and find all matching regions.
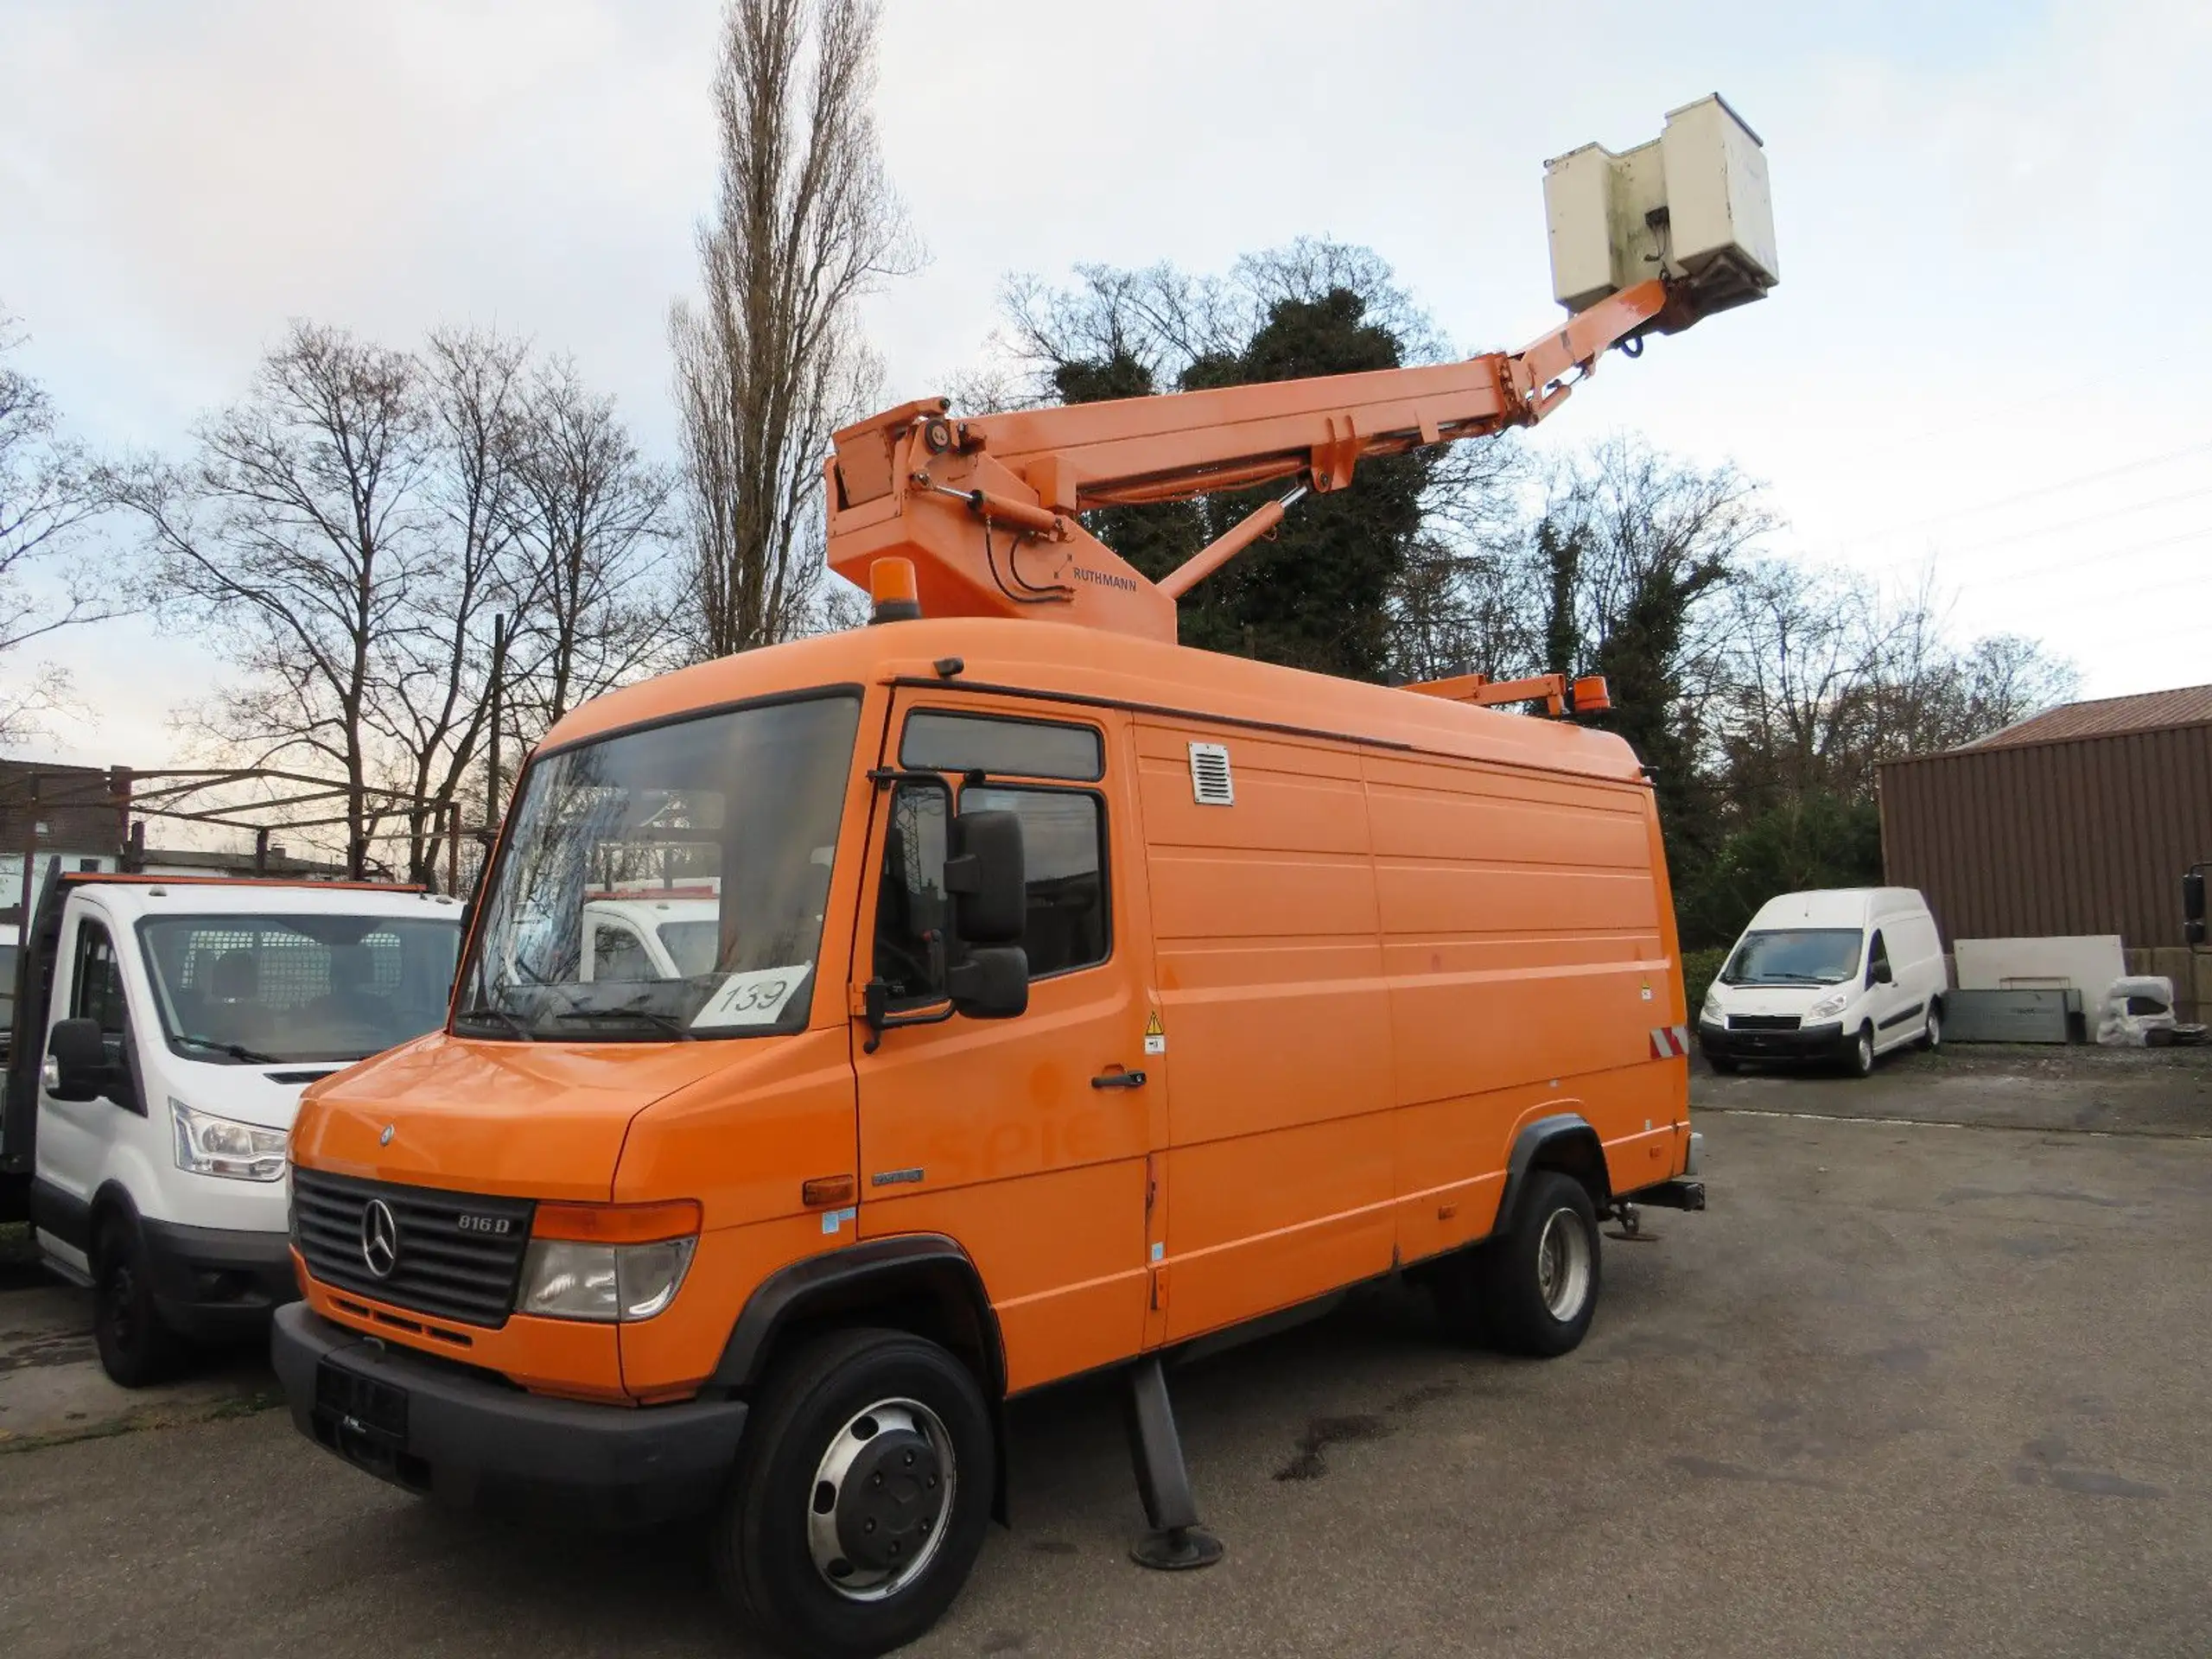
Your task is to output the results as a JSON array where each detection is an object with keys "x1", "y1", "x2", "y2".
[
  {"x1": 453, "y1": 1003, "x2": 539, "y2": 1041},
  {"x1": 173, "y1": 1033, "x2": 280, "y2": 1064},
  {"x1": 551, "y1": 1007, "x2": 697, "y2": 1041}
]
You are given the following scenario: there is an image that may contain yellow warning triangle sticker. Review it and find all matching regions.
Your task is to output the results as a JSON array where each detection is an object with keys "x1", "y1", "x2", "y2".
[{"x1": 1144, "y1": 1009, "x2": 1165, "y2": 1037}]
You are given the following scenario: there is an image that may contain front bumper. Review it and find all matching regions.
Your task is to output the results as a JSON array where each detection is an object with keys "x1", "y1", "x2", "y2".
[
  {"x1": 1698, "y1": 1019, "x2": 1847, "y2": 1063},
  {"x1": 271, "y1": 1303, "x2": 747, "y2": 1529},
  {"x1": 140, "y1": 1218, "x2": 299, "y2": 1341}
]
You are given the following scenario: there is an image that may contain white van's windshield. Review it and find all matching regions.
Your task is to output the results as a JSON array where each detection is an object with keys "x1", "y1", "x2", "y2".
[
  {"x1": 453, "y1": 691, "x2": 860, "y2": 1042},
  {"x1": 1721, "y1": 928, "x2": 1863, "y2": 987},
  {"x1": 138, "y1": 914, "x2": 462, "y2": 1065}
]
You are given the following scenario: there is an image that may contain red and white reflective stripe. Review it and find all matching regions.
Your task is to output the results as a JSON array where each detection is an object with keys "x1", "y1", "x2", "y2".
[{"x1": 1649, "y1": 1024, "x2": 1691, "y2": 1059}]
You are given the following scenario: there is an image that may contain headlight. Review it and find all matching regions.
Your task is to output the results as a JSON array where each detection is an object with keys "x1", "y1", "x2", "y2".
[
  {"x1": 517, "y1": 1200, "x2": 701, "y2": 1322},
  {"x1": 1808, "y1": 990, "x2": 1851, "y2": 1020},
  {"x1": 171, "y1": 1098, "x2": 289, "y2": 1182},
  {"x1": 1699, "y1": 994, "x2": 1722, "y2": 1026}
]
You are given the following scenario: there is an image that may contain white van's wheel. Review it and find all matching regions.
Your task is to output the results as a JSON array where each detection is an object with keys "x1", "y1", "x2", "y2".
[
  {"x1": 1846, "y1": 1024, "x2": 1876, "y2": 1078},
  {"x1": 92, "y1": 1213, "x2": 187, "y2": 1389},
  {"x1": 1918, "y1": 1002, "x2": 1942, "y2": 1052},
  {"x1": 1478, "y1": 1171, "x2": 1603, "y2": 1357},
  {"x1": 714, "y1": 1327, "x2": 993, "y2": 1659}
]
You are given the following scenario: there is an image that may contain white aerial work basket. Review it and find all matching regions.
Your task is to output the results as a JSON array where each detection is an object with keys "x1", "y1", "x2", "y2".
[{"x1": 1543, "y1": 93, "x2": 1779, "y2": 320}]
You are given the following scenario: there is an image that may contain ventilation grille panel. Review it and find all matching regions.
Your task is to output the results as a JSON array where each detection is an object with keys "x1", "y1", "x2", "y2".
[{"x1": 1188, "y1": 742, "x2": 1235, "y2": 806}]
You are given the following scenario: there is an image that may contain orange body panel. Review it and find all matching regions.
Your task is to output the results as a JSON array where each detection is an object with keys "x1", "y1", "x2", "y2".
[{"x1": 289, "y1": 616, "x2": 1692, "y2": 1410}]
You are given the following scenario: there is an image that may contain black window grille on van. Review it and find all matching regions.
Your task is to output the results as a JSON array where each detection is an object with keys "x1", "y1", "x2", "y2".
[{"x1": 291, "y1": 1167, "x2": 533, "y2": 1328}]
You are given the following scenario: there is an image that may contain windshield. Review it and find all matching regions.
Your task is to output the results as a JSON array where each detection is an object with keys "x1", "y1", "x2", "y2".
[
  {"x1": 138, "y1": 913, "x2": 461, "y2": 1065},
  {"x1": 454, "y1": 692, "x2": 860, "y2": 1041},
  {"x1": 1721, "y1": 927, "x2": 1865, "y2": 987}
]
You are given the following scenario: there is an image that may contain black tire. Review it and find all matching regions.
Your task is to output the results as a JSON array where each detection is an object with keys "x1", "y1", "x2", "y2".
[
  {"x1": 92, "y1": 1211, "x2": 187, "y2": 1389},
  {"x1": 713, "y1": 1327, "x2": 995, "y2": 1659},
  {"x1": 1844, "y1": 1022, "x2": 1876, "y2": 1078},
  {"x1": 1478, "y1": 1170, "x2": 1603, "y2": 1358},
  {"x1": 1707, "y1": 1053, "x2": 1740, "y2": 1074},
  {"x1": 1917, "y1": 1001, "x2": 1943, "y2": 1052}
]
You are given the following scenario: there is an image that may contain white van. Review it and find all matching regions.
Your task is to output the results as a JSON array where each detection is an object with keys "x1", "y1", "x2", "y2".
[
  {"x1": 0, "y1": 875, "x2": 461, "y2": 1384},
  {"x1": 1696, "y1": 887, "x2": 1947, "y2": 1077}
]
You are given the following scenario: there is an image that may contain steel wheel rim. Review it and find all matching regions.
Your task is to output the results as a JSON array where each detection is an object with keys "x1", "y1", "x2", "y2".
[
  {"x1": 1535, "y1": 1207, "x2": 1592, "y2": 1321},
  {"x1": 1857, "y1": 1030, "x2": 1873, "y2": 1071},
  {"x1": 1927, "y1": 1011, "x2": 1941, "y2": 1047},
  {"x1": 805, "y1": 1396, "x2": 957, "y2": 1603}
]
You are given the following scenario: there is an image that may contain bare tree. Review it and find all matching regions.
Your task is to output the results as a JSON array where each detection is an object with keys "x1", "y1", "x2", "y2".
[
  {"x1": 115, "y1": 322, "x2": 429, "y2": 876},
  {"x1": 370, "y1": 327, "x2": 531, "y2": 884},
  {"x1": 669, "y1": 0, "x2": 915, "y2": 661},
  {"x1": 0, "y1": 309, "x2": 116, "y2": 740},
  {"x1": 504, "y1": 359, "x2": 677, "y2": 734}
]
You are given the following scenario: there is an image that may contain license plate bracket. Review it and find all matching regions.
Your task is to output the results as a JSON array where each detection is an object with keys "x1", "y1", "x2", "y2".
[{"x1": 314, "y1": 1358, "x2": 410, "y2": 1478}]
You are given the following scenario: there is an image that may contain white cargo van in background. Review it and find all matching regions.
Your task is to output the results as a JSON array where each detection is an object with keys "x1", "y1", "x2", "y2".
[
  {"x1": 0, "y1": 875, "x2": 461, "y2": 1384},
  {"x1": 1697, "y1": 888, "x2": 1947, "y2": 1077}
]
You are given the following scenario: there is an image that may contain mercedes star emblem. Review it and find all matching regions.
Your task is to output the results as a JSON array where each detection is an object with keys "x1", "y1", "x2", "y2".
[
  {"x1": 360, "y1": 1198, "x2": 400, "y2": 1279},
  {"x1": 379, "y1": 1123, "x2": 396, "y2": 1147}
]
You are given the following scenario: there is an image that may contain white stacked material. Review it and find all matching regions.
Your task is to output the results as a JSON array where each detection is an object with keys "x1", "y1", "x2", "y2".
[{"x1": 2095, "y1": 976, "x2": 2176, "y2": 1047}]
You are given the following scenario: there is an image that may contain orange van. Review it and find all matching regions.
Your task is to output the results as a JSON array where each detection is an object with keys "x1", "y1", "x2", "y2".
[{"x1": 272, "y1": 612, "x2": 1705, "y2": 1656}]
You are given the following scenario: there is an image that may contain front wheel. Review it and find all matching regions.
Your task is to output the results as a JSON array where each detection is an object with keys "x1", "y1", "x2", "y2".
[
  {"x1": 1845, "y1": 1023, "x2": 1876, "y2": 1078},
  {"x1": 92, "y1": 1213, "x2": 187, "y2": 1388},
  {"x1": 1918, "y1": 1002, "x2": 1943, "y2": 1052},
  {"x1": 714, "y1": 1328, "x2": 995, "y2": 1659},
  {"x1": 1707, "y1": 1052, "x2": 1740, "y2": 1075},
  {"x1": 1479, "y1": 1171, "x2": 1603, "y2": 1357}
]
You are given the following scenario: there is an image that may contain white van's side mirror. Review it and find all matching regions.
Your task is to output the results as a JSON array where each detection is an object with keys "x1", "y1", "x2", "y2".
[{"x1": 47, "y1": 1017, "x2": 116, "y2": 1103}]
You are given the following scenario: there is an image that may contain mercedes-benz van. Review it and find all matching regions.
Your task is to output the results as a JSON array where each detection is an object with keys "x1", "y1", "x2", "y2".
[
  {"x1": 1696, "y1": 887, "x2": 1946, "y2": 1076},
  {"x1": 272, "y1": 616, "x2": 1705, "y2": 1657}
]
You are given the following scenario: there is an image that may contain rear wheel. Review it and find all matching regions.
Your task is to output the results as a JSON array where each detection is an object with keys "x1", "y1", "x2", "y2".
[
  {"x1": 1845, "y1": 1022, "x2": 1876, "y2": 1078},
  {"x1": 1918, "y1": 1002, "x2": 1943, "y2": 1052},
  {"x1": 92, "y1": 1212, "x2": 187, "y2": 1389},
  {"x1": 1478, "y1": 1171, "x2": 1603, "y2": 1357},
  {"x1": 713, "y1": 1327, "x2": 994, "y2": 1659}
]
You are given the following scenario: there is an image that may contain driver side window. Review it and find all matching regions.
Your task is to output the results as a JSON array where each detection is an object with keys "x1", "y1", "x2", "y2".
[
  {"x1": 67, "y1": 918, "x2": 134, "y2": 1103},
  {"x1": 871, "y1": 783, "x2": 950, "y2": 1008}
]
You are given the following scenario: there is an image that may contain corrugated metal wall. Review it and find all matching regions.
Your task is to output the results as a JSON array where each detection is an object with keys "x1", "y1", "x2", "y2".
[{"x1": 1878, "y1": 722, "x2": 2212, "y2": 948}]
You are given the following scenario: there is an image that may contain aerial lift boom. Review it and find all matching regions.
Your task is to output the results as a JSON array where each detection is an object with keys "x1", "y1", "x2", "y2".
[{"x1": 825, "y1": 95, "x2": 1778, "y2": 689}]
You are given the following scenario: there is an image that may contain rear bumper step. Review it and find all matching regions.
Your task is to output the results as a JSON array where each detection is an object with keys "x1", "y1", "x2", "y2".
[{"x1": 1628, "y1": 1179, "x2": 1706, "y2": 1212}]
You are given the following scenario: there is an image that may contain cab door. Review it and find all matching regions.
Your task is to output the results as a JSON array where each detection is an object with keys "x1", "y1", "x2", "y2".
[
  {"x1": 34, "y1": 905, "x2": 138, "y2": 1260},
  {"x1": 852, "y1": 692, "x2": 1158, "y2": 1395}
]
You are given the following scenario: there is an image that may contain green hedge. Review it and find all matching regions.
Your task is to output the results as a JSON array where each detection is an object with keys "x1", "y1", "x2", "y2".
[{"x1": 1680, "y1": 946, "x2": 1728, "y2": 1015}]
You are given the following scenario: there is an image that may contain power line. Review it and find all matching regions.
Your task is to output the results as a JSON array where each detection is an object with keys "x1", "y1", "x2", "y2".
[
  {"x1": 1859, "y1": 483, "x2": 2212, "y2": 575},
  {"x1": 1826, "y1": 439, "x2": 2212, "y2": 550}
]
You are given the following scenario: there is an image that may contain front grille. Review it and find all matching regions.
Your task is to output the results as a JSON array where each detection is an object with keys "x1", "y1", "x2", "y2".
[
  {"x1": 291, "y1": 1167, "x2": 535, "y2": 1329},
  {"x1": 1728, "y1": 1014, "x2": 1802, "y2": 1032}
]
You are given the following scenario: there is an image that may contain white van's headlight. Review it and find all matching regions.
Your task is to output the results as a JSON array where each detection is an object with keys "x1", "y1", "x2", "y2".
[
  {"x1": 1699, "y1": 991, "x2": 1723, "y2": 1026},
  {"x1": 1808, "y1": 990, "x2": 1852, "y2": 1020},
  {"x1": 170, "y1": 1098, "x2": 289, "y2": 1182}
]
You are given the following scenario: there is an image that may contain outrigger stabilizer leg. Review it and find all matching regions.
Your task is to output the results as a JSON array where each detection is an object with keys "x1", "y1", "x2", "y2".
[{"x1": 1123, "y1": 1353, "x2": 1224, "y2": 1570}]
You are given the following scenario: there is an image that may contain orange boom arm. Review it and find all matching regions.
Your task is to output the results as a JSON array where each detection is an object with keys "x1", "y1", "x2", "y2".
[{"x1": 826, "y1": 97, "x2": 1776, "y2": 642}]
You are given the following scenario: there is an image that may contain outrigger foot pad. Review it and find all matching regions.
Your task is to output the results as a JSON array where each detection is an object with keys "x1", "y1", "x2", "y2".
[
  {"x1": 1130, "y1": 1524, "x2": 1224, "y2": 1571},
  {"x1": 1122, "y1": 1353, "x2": 1224, "y2": 1573}
]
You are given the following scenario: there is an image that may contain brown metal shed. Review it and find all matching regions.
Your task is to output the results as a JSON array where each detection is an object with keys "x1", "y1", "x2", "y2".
[{"x1": 1877, "y1": 686, "x2": 2212, "y2": 950}]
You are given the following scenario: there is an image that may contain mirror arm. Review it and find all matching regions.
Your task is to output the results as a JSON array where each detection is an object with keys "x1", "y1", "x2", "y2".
[{"x1": 859, "y1": 977, "x2": 956, "y2": 1053}]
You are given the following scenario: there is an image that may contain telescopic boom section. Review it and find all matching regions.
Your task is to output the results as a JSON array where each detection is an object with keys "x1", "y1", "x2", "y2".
[{"x1": 824, "y1": 99, "x2": 1775, "y2": 643}]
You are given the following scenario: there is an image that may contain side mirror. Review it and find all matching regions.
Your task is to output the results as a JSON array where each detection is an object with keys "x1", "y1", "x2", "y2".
[
  {"x1": 944, "y1": 810, "x2": 1026, "y2": 944},
  {"x1": 947, "y1": 945, "x2": 1029, "y2": 1020},
  {"x1": 2186, "y1": 868, "x2": 2207, "y2": 947},
  {"x1": 47, "y1": 1017, "x2": 111, "y2": 1102},
  {"x1": 1872, "y1": 959, "x2": 1893, "y2": 985}
]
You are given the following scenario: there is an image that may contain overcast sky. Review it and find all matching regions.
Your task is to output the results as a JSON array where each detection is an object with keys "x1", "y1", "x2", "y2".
[{"x1": 3, "y1": 0, "x2": 2207, "y2": 770}]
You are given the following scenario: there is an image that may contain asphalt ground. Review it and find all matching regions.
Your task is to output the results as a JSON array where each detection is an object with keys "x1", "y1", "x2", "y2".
[{"x1": 3, "y1": 1045, "x2": 2209, "y2": 1656}]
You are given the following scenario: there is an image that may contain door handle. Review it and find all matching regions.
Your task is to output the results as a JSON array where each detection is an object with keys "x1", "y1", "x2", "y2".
[{"x1": 1090, "y1": 1068, "x2": 1147, "y2": 1090}]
